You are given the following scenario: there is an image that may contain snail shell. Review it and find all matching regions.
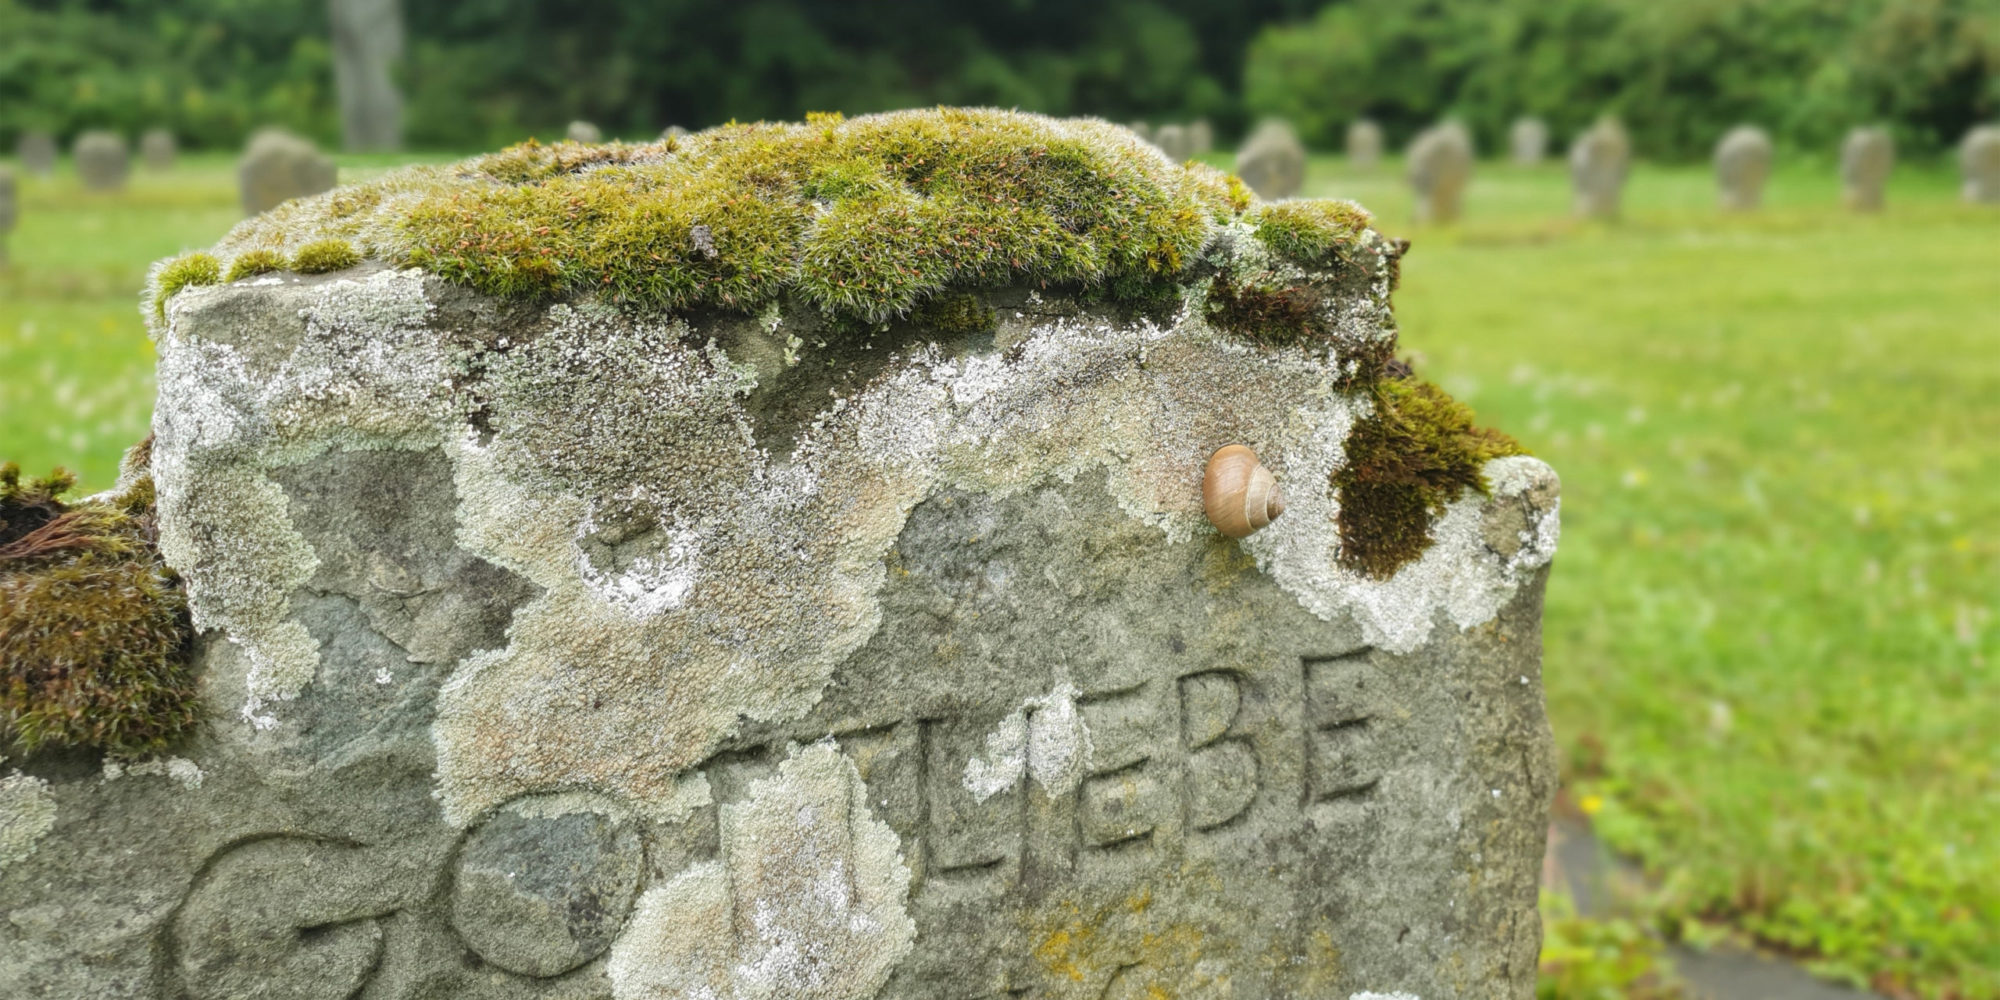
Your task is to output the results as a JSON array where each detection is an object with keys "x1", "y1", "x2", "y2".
[{"x1": 1203, "y1": 444, "x2": 1286, "y2": 538}]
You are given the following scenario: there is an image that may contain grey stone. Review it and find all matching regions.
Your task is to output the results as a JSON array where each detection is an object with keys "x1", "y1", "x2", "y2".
[
  {"x1": 238, "y1": 130, "x2": 337, "y2": 217},
  {"x1": 2, "y1": 166, "x2": 1560, "y2": 998},
  {"x1": 1153, "y1": 123, "x2": 1192, "y2": 162},
  {"x1": 1236, "y1": 118, "x2": 1307, "y2": 199},
  {"x1": 1568, "y1": 118, "x2": 1630, "y2": 221},
  {"x1": 73, "y1": 130, "x2": 129, "y2": 191},
  {"x1": 14, "y1": 129, "x2": 57, "y2": 176},
  {"x1": 1126, "y1": 120, "x2": 1152, "y2": 145},
  {"x1": 1960, "y1": 125, "x2": 2000, "y2": 204},
  {"x1": 1510, "y1": 118, "x2": 1548, "y2": 166},
  {"x1": 660, "y1": 125, "x2": 689, "y2": 142},
  {"x1": 1715, "y1": 125, "x2": 1773, "y2": 211},
  {"x1": 0, "y1": 166, "x2": 14, "y2": 266},
  {"x1": 1840, "y1": 127, "x2": 1893, "y2": 212},
  {"x1": 567, "y1": 120, "x2": 603, "y2": 144},
  {"x1": 1188, "y1": 119, "x2": 1213, "y2": 156},
  {"x1": 140, "y1": 128, "x2": 177, "y2": 172},
  {"x1": 330, "y1": 0, "x2": 405, "y2": 151},
  {"x1": 1346, "y1": 119, "x2": 1383, "y2": 169},
  {"x1": 1408, "y1": 122, "x2": 1474, "y2": 224}
]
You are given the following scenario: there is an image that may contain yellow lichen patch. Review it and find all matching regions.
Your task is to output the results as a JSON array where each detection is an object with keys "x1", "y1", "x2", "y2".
[{"x1": 1030, "y1": 893, "x2": 1208, "y2": 994}]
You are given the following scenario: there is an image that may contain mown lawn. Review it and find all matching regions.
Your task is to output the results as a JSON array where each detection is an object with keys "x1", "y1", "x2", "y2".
[{"x1": 3, "y1": 147, "x2": 1995, "y2": 999}]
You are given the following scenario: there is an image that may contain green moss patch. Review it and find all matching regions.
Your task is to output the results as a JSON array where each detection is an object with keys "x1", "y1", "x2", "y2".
[
  {"x1": 1334, "y1": 374, "x2": 1525, "y2": 579},
  {"x1": 291, "y1": 239, "x2": 362, "y2": 274},
  {"x1": 1251, "y1": 199, "x2": 1375, "y2": 269},
  {"x1": 224, "y1": 248, "x2": 287, "y2": 282},
  {"x1": 151, "y1": 252, "x2": 220, "y2": 319},
  {"x1": 1, "y1": 455, "x2": 197, "y2": 756}
]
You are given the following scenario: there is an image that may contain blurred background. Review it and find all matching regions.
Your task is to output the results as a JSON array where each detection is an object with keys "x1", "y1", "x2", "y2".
[{"x1": 1, "y1": 1, "x2": 1996, "y2": 998}]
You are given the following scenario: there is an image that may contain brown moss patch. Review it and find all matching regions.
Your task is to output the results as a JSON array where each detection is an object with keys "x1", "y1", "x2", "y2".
[
  {"x1": 1334, "y1": 374, "x2": 1525, "y2": 579},
  {"x1": 1203, "y1": 272, "x2": 1330, "y2": 347}
]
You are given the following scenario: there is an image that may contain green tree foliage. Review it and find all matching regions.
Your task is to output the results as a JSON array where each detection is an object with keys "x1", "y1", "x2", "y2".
[{"x1": 1245, "y1": 0, "x2": 2000, "y2": 161}]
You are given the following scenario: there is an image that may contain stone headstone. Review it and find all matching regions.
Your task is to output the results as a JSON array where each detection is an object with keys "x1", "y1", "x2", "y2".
[
  {"x1": 1153, "y1": 123, "x2": 1192, "y2": 162},
  {"x1": 1126, "y1": 120, "x2": 1152, "y2": 145},
  {"x1": 140, "y1": 128, "x2": 177, "y2": 172},
  {"x1": 1188, "y1": 118, "x2": 1213, "y2": 156},
  {"x1": 566, "y1": 120, "x2": 603, "y2": 143},
  {"x1": 1236, "y1": 119, "x2": 1307, "y2": 199},
  {"x1": 3, "y1": 110, "x2": 1559, "y2": 1000},
  {"x1": 15, "y1": 130, "x2": 57, "y2": 176},
  {"x1": 1839, "y1": 127, "x2": 1893, "y2": 212},
  {"x1": 1346, "y1": 119, "x2": 1382, "y2": 169},
  {"x1": 1961, "y1": 125, "x2": 2000, "y2": 204},
  {"x1": 1568, "y1": 118, "x2": 1630, "y2": 221},
  {"x1": 0, "y1": 166, "x2": 15, "y2": 266},
  {"x1": 1408, "y1": 121, "x2": 1474, "y2": 224},
  {"x1": 1510, "y1": 118, "x2": 1548, "y2": 166},
  {"x1": 1714, "y1": 125, "x2": 1773, "y2": 211},
  {"x1": 660, "y1": 125, "x2": 689, "y2": 142},
  {"x1": 237, "y1": 129, "x2": 337, "y2": 216},
  {"x1": 72, "y1": 131, "x2": 130, "y2": 191},
  {"x1": 329, "y1": 0, "x2": 405, "y2": 151}
]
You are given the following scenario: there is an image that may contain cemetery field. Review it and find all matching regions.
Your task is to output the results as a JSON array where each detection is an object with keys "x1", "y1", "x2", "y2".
[{"x1": 3, "y1": 152, "x2": 1996, "y2": 998}]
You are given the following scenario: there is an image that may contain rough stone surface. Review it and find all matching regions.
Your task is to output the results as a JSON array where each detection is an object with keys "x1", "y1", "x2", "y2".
[
  {"x1": 1408, "y1": 122, "x2": 1473, "y2": 224},
  {"x1": 567, "y1": 120, "x2": 604, "y2": 143},
  {"x1": 2, "y1": 115, "x2": 1558, "y2": 1000},
  {"x1": 330, "y1": 0, "x2": 405, "y2": 151},
  {"x1": 141, "y1": 128, "x2": 177, "y2": 172},
  {"x1": 73, "y1": 130, "x2": 130, "y2": 191},
  {"x1": 1961, "y1": 125, "x2": 2000, "y2": 204},
  {"x1": 1714, "y1": 125, "x2": 1773, "y2": 211},
  {"x1": 1153, "y1": 122, "x2": 1192, "y2": 162},
  {"x1": 15, "y1": 130, "x2": 58, "y2": 176},
  {"x1": 238, "y1": 130, "x2": 337, "y2": 216},
  {"x1": 1346, "y1": 119, "x2": 1383, "y2": 169},
  {"x1": 1839, "y1": 127, "x2": 1893, "y2": 212},
  {"x1": 1568, "y1": 119, "x2": 1629, "y2": 221},
  {"x1": 1237, "y1": 119, "x2": 1307, "y2": 199},
  {"x1": 1509, "y1": 118, "x2": 1548, "y2": 166}
]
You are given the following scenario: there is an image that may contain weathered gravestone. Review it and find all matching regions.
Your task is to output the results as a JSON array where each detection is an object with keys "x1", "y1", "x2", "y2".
[
  {"x1": 141, "y1": 128, "x2": 177, "y2": 172},
  {"x1": 1153, "y1": 123, "x2": 1192, "y2": 162},
  {"x1": 1126, "y1": 121, "x2": 1152, "y2": 145},
  {"x1": 567, "y1": 120, "x2": 604, "y2": 143},
  {"x1": 1346, "y1": 119, "x2": 1383, "y2": 170},
  {"x1": 1568, "y1": 118, "x2": 1630, "y2": 221},
  {"x1": 1509, "y1": 118, "x2": 1548, "y2": 167},
  {"x1": 1714, "y1": 125, "x2": 1773, "y2": 211},
  {"x1": 660, "y1": 125, "x2": 689, "y2": 142},
  {"x1": 238, "y1": 129, "x2": 338, "y2": 217},
  {"x1": 1839, "y1": 127, "x2": 1893, "y2": 212},
  {"x1": 1408, "y1": 122, "x2": 1473, "y2": 225},
  {"x1": 73, "y1": 130, "x2": 130, "y2": 191},
  {"x1": 329, "y1": 0, "x2": 405, "y2": 151},
  {"x1": 0, "y1": 109, "x2": 1559, "y2": 1000},
  {"x1": 1189, "y1": 119, "x2": 1214, "y2": 156},
  {"x1": 1961, "y1": 125, "x2": 2000, "y2": 204},
  {"x1": 0, "y1": 166, "x2": 15, "y2": 265},
  {"x1": 1236, "y1": 118, "x2": 1307, "y2": 199},
  {"x1": 14, "y1": 129, "x2": 57, "y2": 176}
]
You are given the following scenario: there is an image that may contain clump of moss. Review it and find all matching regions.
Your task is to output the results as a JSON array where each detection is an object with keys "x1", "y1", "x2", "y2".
[
  {"x1": 1251, "y1": 199, "x2": 1374, "y2": 269},
  {"x1": 911, "y1": 291, "x2": 996, "y2": 335},
  {"x1": 291, "y1": 238, "x2": 362, "y2": 274},
  {"x1": 0, "y1": 455, "x2": 197, "y2": 756},
  {"x1": 224, "y1": 248, "x2": 288, "y2": 281},
  {"x1": 1204, "y1": 272, "x2": 1330, "y2": 347},
  {"x1": 151, "y1": 252, "x2": 220, "y2": 318},
  {"x1": 1334, "y1": 373, "x2": 1525, "y2": 579}
]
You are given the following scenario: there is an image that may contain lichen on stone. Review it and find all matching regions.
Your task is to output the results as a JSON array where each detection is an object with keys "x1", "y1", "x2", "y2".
[
  {"x1": 0, "y1": 770, "x2": 57, "y2": 872},
  {"x1": 0, "y1": 454, "x2": 198, "y2": 756}
]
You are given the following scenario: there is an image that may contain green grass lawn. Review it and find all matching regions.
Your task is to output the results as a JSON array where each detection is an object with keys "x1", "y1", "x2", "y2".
[{"x1": 3, "y1": 148, "x2": 1995, "y2": 999}]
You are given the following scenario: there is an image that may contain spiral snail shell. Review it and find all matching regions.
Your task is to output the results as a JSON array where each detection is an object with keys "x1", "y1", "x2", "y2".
[{"x1": 1203, "y1": 444, "x2": 1286, "y2": 538}]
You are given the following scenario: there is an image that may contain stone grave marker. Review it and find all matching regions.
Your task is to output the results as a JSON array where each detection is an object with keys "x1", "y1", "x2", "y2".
[
  {"x1": 141, "y1": 128, "x2": 177, "y2": 172},
  {"x1": 1839, "y1": 127, "x2": 1893, "y2": 212},
  {"x1": 1236, "y1": 118, "x2": 1306, "y2": 199},
  {"x1": 238, "y1": 129, "x2": 337, "y2": 216},
  {"x1": 1408, "y1": 121, "x2": 1474, "y2": 224},
  {"x1": 14, "y1": 130, "x2": 57, "y2": 176},
  {"x1": 1189, "y1": 118, "x2": 1213, "y2": 156},
  {"x1": 1714, "y1": 125, "x2": 1773, "y2": 211},
  {"x1": 73, "y1": 130, "x2": 129, "y2": 191},
  {"x1": 1568, "y1": 118, "x2": 1630, "y2": 221},
  {"x1": 1126, "y1": 120, "x2": 1152, "y2": 145},
  {"x1": 330, "y1": 0, "x2": 405, "y2": 151},
  {"x1": 1, "y1": 110, "x2": 1559, "y2": 1000},
  {"x1": 1346, "y1": 118, "x2": 1382, "y2": 169},
  {"x1": 1510, "y1": 117, "x2": 1548, "y2": 166},
  {"x1": 567, "y1": 120, "x2": 603, "y2": 143},
  {"x1": 661, "y1": 125, "x2": 689, "y2": 141},
  {"x1": 1153, "y1": 123, "x2": 1192, "y2": 162},
  {"x1": 1961, "y1": 125, "x2": 2000, "y2": 204}
]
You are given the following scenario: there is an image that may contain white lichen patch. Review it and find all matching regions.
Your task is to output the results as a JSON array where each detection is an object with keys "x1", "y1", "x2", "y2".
[
  {"x1": 608, "y1": 742, "x2": 913, "y2": 1000},
  {"x1": 0, "y1": 771, "x2": 58, "y2": 872},
  {"x1": 100, "y1": 756, "x2": 205, "y2": 789},
  {"x1": 963, "y1": 679, "x2": 1094, "y2": 801},
  {"x1": 1350, "y1": 993, "x2": 1421, "y2": 1000}
]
